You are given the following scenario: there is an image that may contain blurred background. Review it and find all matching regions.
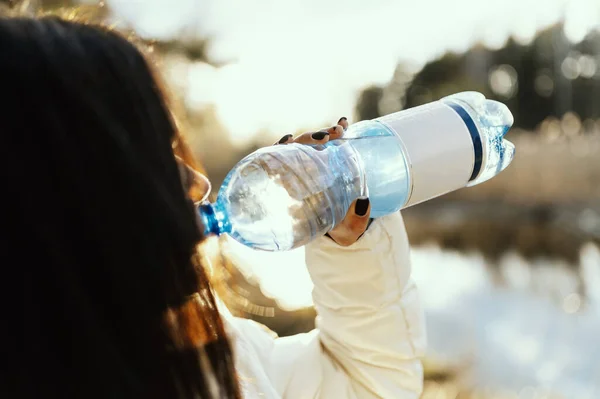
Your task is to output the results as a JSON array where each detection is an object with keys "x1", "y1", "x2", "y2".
[{"x1": 4, "y1": 0, "x2": 600, "y2": 397}]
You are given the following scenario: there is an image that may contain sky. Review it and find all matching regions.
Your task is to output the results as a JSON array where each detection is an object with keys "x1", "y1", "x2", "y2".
[{"x1": 106, "y1": 0, "x2": 600, "y2": 144}]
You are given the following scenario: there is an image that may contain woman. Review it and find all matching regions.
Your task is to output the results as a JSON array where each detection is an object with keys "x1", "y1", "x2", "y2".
[{"x1": 0, "y1": 16, "x2": 425, "y2": 398}]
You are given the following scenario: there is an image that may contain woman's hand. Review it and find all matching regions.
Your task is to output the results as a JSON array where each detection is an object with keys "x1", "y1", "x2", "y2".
[{"x1": 273, "y1": 117, "x2": 372, "y2": 247}]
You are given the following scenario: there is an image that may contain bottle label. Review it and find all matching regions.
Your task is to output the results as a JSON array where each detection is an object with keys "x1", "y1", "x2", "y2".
[{"x1": 376, "y1": 101, "x2": 475, "y2": 207}]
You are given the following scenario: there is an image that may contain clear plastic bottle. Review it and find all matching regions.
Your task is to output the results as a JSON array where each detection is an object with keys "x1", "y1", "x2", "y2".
[{"x1": 199, "y1": 91, "x2": 515, "y2": 251}]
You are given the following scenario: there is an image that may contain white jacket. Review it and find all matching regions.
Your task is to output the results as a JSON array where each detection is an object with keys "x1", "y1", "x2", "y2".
[{"x1": 221, "y1": 212, "x2": 427, "y2": 398}]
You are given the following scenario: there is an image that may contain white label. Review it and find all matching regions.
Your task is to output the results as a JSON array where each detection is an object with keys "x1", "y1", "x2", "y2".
[{"x1": 377, "y1": 102, "x2": 474, "y2": 207}]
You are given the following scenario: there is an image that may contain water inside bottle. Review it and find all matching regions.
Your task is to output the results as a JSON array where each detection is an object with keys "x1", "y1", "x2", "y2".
[
  {"x1": 329, "y1": 120, "x2": 412, "y2": 217},
  {"x1": 215, "y1": 143, "x2": 364, "y2": 251}
]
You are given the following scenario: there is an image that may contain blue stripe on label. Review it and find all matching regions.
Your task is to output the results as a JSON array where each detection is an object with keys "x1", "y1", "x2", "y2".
[{"x1": 446, "y1": 102, "x2": 483, "y2": 182}]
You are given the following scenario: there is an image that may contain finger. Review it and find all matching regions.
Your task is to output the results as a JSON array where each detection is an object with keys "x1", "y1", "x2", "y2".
[
  {"x1": 326, "y1": 117, "x2": 347, "y2": 141},
  {"x1": 327, "y1": 197, "x2": 371, "y2": 246},
  {"x1": 344, "y1": 197, "x2": 371, "y2": 234},
  {"x1": 273, "y1": 134, "x2": 294, "y2": 145},
  {"x1": 328, "y1": 124, "x2": 344, "y2": 141},
  {"x1": 337, "y1": 117, "x2": 349, "y2": 131},
  {"x1": 293, "y1": 130, "x2": 331, "y2": 145}
]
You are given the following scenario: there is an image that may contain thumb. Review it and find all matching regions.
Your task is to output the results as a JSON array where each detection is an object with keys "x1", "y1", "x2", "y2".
[{"x1": 327, "y1": 197, "x2": 371, "y2": 246}]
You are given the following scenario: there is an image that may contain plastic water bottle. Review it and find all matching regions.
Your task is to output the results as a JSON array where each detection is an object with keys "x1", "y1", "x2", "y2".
[{"x1": 199, "y1": 91, "x2": 515, "y2": 251}]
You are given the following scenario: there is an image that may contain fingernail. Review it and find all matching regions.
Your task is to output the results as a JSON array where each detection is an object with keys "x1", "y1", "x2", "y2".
[
  {"x1": 311, "y1": 132, "x2": 329, "y2": 140},
  {"x1": 338, "y1": 117, "x2": 347, "y2": 123},
  {"x1": 354, "y1": 197, "x2": 369, "y2": 216},
  {"x1": 338, "y1": 117, "x2": 349, "y2": 131},
  {"x1": 278, "y1": 134, "x2": 292, "y2": 144}
]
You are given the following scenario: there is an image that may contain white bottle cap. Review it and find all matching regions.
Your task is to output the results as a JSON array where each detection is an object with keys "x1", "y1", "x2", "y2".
[{"x1": 376, "y1": 101, "x2": 476, "y2": 207}]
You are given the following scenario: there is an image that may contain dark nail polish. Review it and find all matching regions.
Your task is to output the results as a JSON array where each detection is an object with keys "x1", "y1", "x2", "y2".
[
  {"x1": 354, "y1": 197, "x2": 369, "y2": 216},
  {"x1": 278, "y1": 134, "x2": 292, "y2": 144},
  {"x1": 338, "y1": 117, "x2": 347, "y2": 123},
  {"x1": 312, "y1": 132, "x2": 329, "y2": 140}
]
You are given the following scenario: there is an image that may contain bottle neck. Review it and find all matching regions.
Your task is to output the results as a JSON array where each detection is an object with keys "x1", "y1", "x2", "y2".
[{"x1": 197, "y1": 201, "x2": 231, "y2": 237}]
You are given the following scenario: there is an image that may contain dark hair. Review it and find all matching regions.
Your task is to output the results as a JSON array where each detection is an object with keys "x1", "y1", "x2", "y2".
[{"x1": 0, "y1": 16, "x2": 239, "y2": 398}]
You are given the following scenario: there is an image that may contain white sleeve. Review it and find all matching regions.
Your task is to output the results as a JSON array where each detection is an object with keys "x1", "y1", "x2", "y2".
[{"x1": 227, "y1": 212, "x2": 427, "y2": 399}]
